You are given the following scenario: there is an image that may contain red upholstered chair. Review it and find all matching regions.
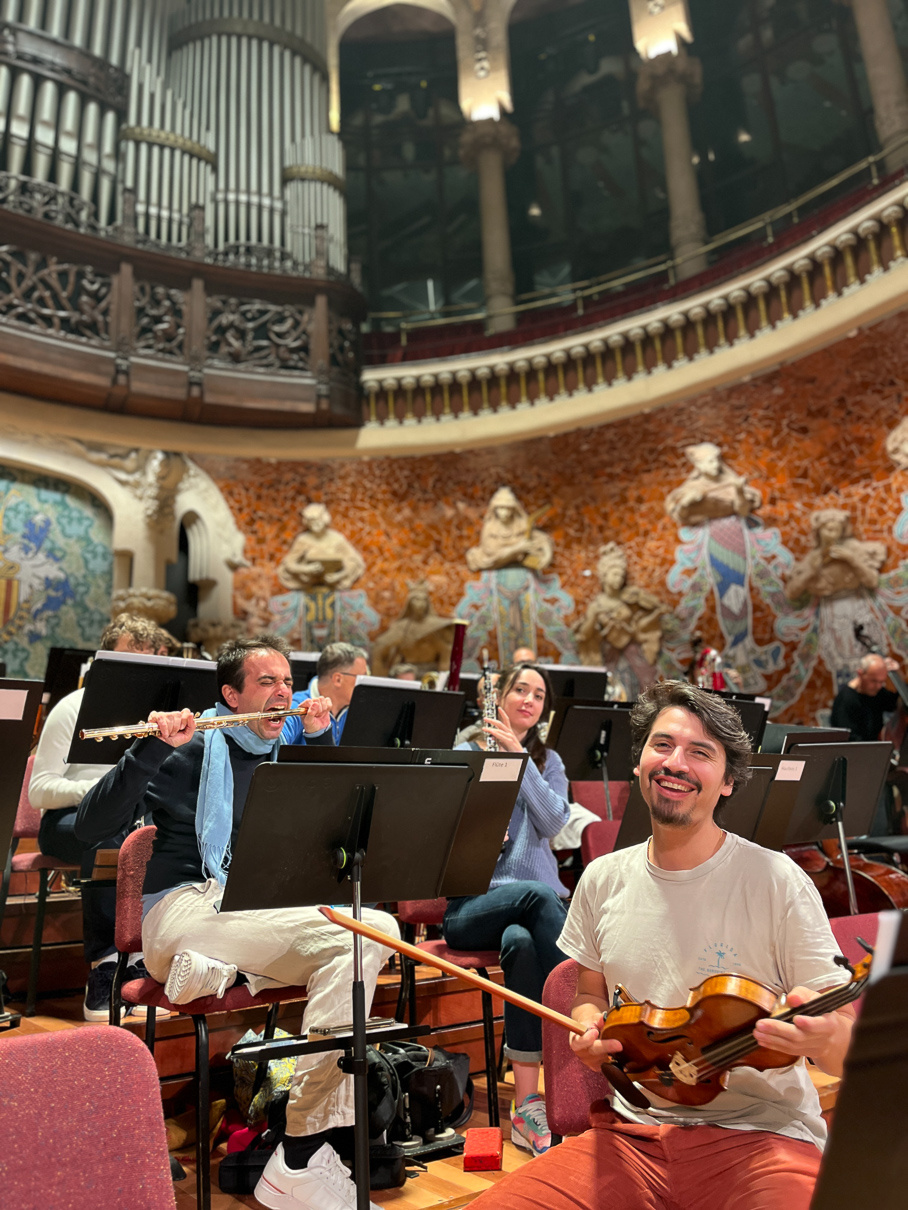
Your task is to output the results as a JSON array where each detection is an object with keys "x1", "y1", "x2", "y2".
[
  {"x1": 829, "y1": 911, "x2": 880, "y2": 1014},
  {"x1": 570, "y1": 780, "x2": 630, "y2": 822},
  {"x1": 395, "y1": 897, "x2": 503, "y2": 1127},
  {"x1": 542, "y1": 959, "x2": 611, "y2": 1140},
  {"x1": 0, "y1": 1025, "x2": 175, "y2": 1208},
  {"x1": 0, "y1": 754, "x2": 81, "y2": 1015},
  {"x1": 580, "y1": 819, "x2": 622, "y2": 865},
  {"x1": 112, "y1": 826, "x2": 310, "y2": 1210}
]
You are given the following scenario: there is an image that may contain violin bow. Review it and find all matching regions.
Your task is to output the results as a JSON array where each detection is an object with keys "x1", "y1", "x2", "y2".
[{"x1": 319, "y1": 905, "x2": 583, "y2": 1036}]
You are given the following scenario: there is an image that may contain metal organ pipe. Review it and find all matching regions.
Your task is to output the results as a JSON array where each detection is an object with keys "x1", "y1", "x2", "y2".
[{"x1": 0, "y1": 1, "x2": 347, "y2": 274}]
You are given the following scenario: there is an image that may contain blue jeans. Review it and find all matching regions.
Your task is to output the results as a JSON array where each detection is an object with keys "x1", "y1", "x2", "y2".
[{"x1": 443, "y1": 881, "x2": 568, "y2": 1062}]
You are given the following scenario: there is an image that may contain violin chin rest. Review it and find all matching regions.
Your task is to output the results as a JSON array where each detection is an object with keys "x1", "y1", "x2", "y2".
[{"x1": 599, "y1": 1061, "x2": 652, "y2": 1111}]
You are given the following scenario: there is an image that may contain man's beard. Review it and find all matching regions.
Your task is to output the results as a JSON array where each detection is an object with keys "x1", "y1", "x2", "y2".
[{"x1": 645, "y1": 770, "x2": 700, "y2": 828}]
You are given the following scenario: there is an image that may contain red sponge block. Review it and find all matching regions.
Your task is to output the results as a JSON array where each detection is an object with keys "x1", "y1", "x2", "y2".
[{"x1": 463, "y1": 1126, "x2": 504, "y2": 1171}]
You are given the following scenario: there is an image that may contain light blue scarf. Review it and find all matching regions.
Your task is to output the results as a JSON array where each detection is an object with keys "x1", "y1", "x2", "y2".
[{"x1": 196, "y1": 703, "x2": 281, "y2": 885}]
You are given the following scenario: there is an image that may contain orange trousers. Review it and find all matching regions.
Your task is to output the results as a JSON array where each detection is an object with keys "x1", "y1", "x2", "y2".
[{"x1": 470, "y1": 1102, "x2": 822, "y2": 1210}]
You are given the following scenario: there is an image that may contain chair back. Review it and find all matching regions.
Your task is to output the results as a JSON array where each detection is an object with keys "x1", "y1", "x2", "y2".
[
  {"x1": 570, "y1": 781, "x2": 630, "y2": 821},
  {"x1": 397, "y1": 898, "x2": 447, "y2": 927},
  {"x1": 580, "y1": 819, "x2": 622, "y2": 865},
  {"x1": 13, "y1": 755, "x2": 40, "y2": 840},
  {"x1": 0, "y1": 1025, "x2": 175, "y2": 1208},
  {"x1": 830, "y1": 910, "x2": 881, "y2": 1014},
  {"x1": 115, "y1": 825, "x2": 157, "y2": 955},
  {"x1": 542, "y1": 958, "x2": 612, "y2": 1136},
  {"x1": 829, "y1": 911, "x2": 880, "y2": 964}
]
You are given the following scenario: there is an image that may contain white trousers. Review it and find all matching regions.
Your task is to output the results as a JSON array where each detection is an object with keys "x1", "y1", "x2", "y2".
[{"x1": 142, "y1": 881, "x2": 399, "y2": 1135}]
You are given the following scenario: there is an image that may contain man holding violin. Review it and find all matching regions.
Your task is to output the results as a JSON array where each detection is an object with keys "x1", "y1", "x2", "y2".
[{"x1": 471, "y1": 680, "x2": 855, "y2": 1210}]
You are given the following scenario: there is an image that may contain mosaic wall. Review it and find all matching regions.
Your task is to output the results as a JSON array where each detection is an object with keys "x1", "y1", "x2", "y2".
[
  {"x1": 197, "y1": 308, "x2": 908, "y2": 724},
  {"x1": 0, "y1": 465, "x2": 113, "y2": 679}
]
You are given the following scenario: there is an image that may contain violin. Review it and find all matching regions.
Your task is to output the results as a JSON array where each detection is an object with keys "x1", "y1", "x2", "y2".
[
  {"x1": 594, "y1": 956, "x2": 869, "y2": 1108},
  {"x1": 785, "y1": 838, "x2": 908, "y2": 915},
  {"x1": 319, "y1": 906, "x2": 870, "y2": 1110}
]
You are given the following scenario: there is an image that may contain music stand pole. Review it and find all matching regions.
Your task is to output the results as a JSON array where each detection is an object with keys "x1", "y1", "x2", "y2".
[
  {"x1": 334, "y1": 784, "x2": 375, "y2": 1210},
  {"x1": 597, "y1": 726, "x2": 614, "y2": 822},
  {"x1": 821, "y1": 756, "x2": 859, "y2": 916}
]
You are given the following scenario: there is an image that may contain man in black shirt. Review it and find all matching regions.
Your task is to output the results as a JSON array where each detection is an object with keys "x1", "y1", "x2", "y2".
[
  {"x1": 830, "y1": 653, "x2": 900, "y2": 742},
  {"x1": 76, "y1": 634, "x2": 398, "y2": 1210}
]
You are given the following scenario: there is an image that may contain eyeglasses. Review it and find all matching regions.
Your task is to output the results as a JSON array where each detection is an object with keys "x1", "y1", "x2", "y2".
[{"x1": 337, "y1": 671, "x2": 364, "y2": 678}]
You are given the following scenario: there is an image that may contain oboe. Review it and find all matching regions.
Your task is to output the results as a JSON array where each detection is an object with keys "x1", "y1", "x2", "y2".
[
  {"x1": 79, "y1": 703, "x2": 314, "y2": 742},
  {"x1": 481, "y1": 647, "x2": 498, "y2": 752}
]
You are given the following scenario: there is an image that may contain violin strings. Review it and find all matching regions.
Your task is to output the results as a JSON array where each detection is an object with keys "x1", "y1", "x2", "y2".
[{"x1": 685, "y1": 976, "x2": 866, "y2": 1079}]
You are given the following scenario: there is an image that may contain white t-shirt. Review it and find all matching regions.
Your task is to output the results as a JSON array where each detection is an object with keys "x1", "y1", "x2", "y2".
[
  {"x1": 29, "y1": 688, "x2": 115, "y2": 811},
  {"x1": 559, "y1": 831, "x2": 848, "y2": 1150}
]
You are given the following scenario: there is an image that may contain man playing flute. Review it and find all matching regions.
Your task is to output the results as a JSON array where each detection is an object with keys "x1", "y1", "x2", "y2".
[{"x1": 76, "y1": 633, "x2": 399, "y2": 1210}]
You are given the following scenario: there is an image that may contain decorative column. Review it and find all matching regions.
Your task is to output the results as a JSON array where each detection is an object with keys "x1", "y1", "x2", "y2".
[
  {"x1": 459, "y1": 118, "x2": 521, "y2": 333},
  {"x1": 847, "y1": 0, "x2": 908, "y2": 172},
  {"x1": 636, "y1": 50, "x2": 708, "y2": 278}
]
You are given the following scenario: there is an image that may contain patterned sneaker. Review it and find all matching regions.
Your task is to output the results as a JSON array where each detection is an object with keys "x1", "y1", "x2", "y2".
[
  {"x1": 255, "y1": 1141, "x2": 381, "y2": 1209},
  {"x1": 163, "y1": 949, "x2": 237, "y2": 1005},
  {"x1": 510, "y1": 1094, "x2": 552, "y2": 1156}
]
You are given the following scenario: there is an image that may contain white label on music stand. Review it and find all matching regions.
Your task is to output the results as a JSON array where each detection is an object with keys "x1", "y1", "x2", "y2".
[
  {"x1": 480, "y1": 758, "x2": 522, "y2": 782},
  {"x1": 869, "y1": 909, "x2": 902, "y2": 983},
  {"x1": 0, "y1": 688, "x2": 28, "y2": 720},
  {"x1": 776, "y1": 759, "x2": 805, "y2": 781},
  {"x1": 755, "y1": 697, "x2": 772, "y2": 711}
]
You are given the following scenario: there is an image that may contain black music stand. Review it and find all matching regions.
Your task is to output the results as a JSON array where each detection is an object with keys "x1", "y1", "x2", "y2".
[
  {"x1": 42, "y1": 645, "x2": 95, "y2": 714},
  {"x1": 67, "y1": 653, "x2": 217, "y2": 763},
  {"x1": 751, "y1": 743, "x2": 891, "y2": 914},
  {"x1": 811, "y1": 911, "x2": 908, "y2": 1209},
  {"x1": 546, "y1": 700, "x2": 636, "y2": 820},
  {"x1": 289, "y1": 652, "x2": 319, "y2": 693},
  {"x1": 220, "y1": 758, "x2": 488, "y2": 1210},
  {"x1": 612, "y1": 763, "x2": 779, "y2": 851},
  {"x1": 0, "y1": 678, "x2": 43, "y2": 1031},
  {"x1": 702, "y1": 690, "x2": 770, "y2": 749},
  {"x1": 277, "y1": 744, "x2": 527, "y2": 896},
  {"x1": 340, "y1": 683, "x2": 465, "y2": 748},
  {"x1": 540, "y1": 664, "x2": 610, "y2": 701},
  {"x1": 760, "y1": 723, "x2": 850, "y2": 754}
]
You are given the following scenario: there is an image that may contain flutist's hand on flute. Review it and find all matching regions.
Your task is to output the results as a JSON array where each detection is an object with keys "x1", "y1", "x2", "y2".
[{"x1": 149, "y1": 708, "x2": 198, "y2": 748}]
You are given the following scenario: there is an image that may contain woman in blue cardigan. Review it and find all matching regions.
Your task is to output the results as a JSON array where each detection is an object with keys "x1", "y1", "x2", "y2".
[{"x1": 445, "y1": 662, "x2": 570, "y2": 1157}]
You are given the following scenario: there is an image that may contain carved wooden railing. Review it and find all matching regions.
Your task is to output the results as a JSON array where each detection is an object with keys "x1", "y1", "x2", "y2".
[
  {"x1": 0, "y1": 184, "x2": 364, "y2": 429},
  {"x1": 360, "y1": 179, "x2": 908, "y2": 443}
]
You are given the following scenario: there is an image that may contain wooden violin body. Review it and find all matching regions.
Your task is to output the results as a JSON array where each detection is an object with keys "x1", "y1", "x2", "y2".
[
  {"x1": 785, "y1": 838, "x2": 908, "y2": 916},
  {"x1": 600, "y1": 975, "x2": 810, "y2": 1106}
]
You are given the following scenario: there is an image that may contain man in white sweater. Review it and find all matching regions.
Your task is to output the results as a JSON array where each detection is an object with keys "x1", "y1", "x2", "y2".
[{"x1": 31, "y1": 613, "x2": 165, "y2": 1019}]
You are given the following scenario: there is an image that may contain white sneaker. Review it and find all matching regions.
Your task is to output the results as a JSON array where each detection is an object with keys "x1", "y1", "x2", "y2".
[
  {"x1": 163, "y1": 949, "x2": 237, "y2": 1005},
  {"x1": 255, "y1": 1142, "x2": 380, "y2": 1210}
]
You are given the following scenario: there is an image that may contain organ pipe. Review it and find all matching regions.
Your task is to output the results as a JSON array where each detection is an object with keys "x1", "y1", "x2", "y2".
[{"x1": 0, "y1": 0, "x2": 346, "y2": 273}]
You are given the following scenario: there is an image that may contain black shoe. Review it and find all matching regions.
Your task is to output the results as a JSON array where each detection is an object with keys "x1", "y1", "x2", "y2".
[{"x1": 83, "y1": 964, "x2": 117, "y2": 1022}]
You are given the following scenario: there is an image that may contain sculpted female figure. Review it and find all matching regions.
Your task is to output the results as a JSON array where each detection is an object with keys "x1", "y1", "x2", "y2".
[
  {"x1": 277, "y1": 502, "x2": 366, "y2": 592},
  {"x1": 784, "y1": 510, "x2": 885, "y2": 602},
  {"x1": 664, "y1": 442, "x2": 762, "y2": 528},
  {"x1": 466, "y1": 487, "x2": 553, "y2": 574},
  {"x1": 574, "y1": 543, "x2": 669, "y2": 666}
]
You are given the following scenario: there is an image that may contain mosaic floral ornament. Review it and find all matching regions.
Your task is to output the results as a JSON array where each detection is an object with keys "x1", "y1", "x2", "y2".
[
  {"x1": 269, "y1": 586, "x2": 379, "y2": 652},
  {"x1": 454, "y1": 567, "x2": 576, "y2": 671},
  {"x1": 0, "y1": 470, "x2": 112, "y2": 678}
]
